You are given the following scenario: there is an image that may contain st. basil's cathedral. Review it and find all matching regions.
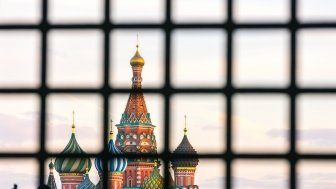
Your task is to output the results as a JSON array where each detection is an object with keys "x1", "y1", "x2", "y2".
[{"x1": 47, "y1": 41, "x2": 200, "y2": 189}]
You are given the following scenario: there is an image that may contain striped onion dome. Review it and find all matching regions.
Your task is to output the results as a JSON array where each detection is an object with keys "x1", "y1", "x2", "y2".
[
  {"x1": 95, "y1": 124, "x2": 127, "y2": 173},
  {"x1": 54, "y1": 112, "x2": 92, "y2": 173},
  {"x1": 142, "y1": 161, "x2": 164, "y2": 189},
  {"x1": 78, "y1": 168, "x2": 95, "y2": 189},
  {"x1": 171, "y1": 116, "x2": 199, "y2": 168}
]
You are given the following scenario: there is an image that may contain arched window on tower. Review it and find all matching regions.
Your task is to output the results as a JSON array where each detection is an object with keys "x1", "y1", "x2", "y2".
[{"x1": 127, "y1": 176, "x2": 132, "y2": 187}]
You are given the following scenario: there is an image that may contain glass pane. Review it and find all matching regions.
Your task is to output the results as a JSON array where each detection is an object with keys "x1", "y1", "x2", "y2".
[
  {"x1": 233, "y1": 160, "x2": 288, "y2": 189},
  {"x1": 47, "y1": 94, "x2": 103, "y2": 153},
  {"x1": 0, "y1": 0, "x2": 41, "y2": 23},
  {"x1": 233, "y1": 94, "x2": 289, "y2": 153},
  {"x1": 172, "y1": 0, "x2": 226, "y2": 23},
  {"x1": 49, "y1": 0, "x2": 104, "y2": 23},
  {"x1": 195, "y1": 159, "x2": 225, "y2": 188},
  {"x1": 298, "y1": 0, "x2": 336, "y2": 22},
  {"x1": 233, "y1": 29, "x2": 289, "y2": 87},
  {"x1": 48, "y1": 30, "x2": 103, "y2": 88},
  {"x1": 170, "y1": 94, "x2": 225, "y2": 153},
  {"x1": 0, "y1": 95, "x2": 39, "y2": 152},
  {"x1": 297, "y1": 95, "x2": 336, "y2": 153},
  {"x1": 0, "y1": 159, "x2": 38, "y2": 188},
  {"x1": 111, "y1": 0, "x2": 165, "y2": 23},
  {"x1": 0, "y1": 30, "x2": 40, "y2": 88},
  {"x1": 172, "y1": 29, "x2": 226, "y2": 88},
  {"x1": 298, "y1": 160, "x2": 336, "y2": 189},
  {"x1": 298, "y1": 29, "x2": 336, "y2": 87},
  {"x1": 234, "y1": 0, "x2": 290, "y2": 23},
  {"x1": 110, "y1": 30, "x2": 164, "y2": 88}
]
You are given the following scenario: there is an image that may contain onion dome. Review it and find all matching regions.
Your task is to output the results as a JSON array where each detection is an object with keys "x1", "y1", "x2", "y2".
[
  {"x1": 130, "y1": 35, "x2": 145, "y2": 66},
  {"x1": 142, "y1": 161, "x2": 164, "y2": 189},
  {"x1": 54, "y1": 111, "x2": 92, "y2": 174},
  {"x1": 47, "y1": 160, "x2": 57, "y2": 189},
  {"x1": 78, "y1": 168, "x2": 95, "y2": 189},
  {"x1": 171, "y1": 115, "x2": 199, "y2": 168},
  {"x1": 95, "y1": 121, "x2": 127, "y2": 173}
]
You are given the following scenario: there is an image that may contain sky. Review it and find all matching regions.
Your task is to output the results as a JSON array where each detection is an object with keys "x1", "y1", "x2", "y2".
[{"x1": 1, "y1": 0, "x2": 336, "y2": 189}]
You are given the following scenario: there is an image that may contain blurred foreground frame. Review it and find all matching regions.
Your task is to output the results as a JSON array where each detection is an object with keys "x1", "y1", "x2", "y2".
[{"x1": 0, "y1": 0, "x2": 336, "y2": 189}]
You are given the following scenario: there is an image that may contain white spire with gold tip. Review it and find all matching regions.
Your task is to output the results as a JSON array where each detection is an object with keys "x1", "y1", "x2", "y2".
[{"x1": 184, "y1": 114, "x2": 188, "y2": 135}]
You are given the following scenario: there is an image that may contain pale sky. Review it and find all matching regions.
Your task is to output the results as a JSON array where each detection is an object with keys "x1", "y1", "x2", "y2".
[{"x1": 1, "y1": 0, "x2": 336, "y2": 189}]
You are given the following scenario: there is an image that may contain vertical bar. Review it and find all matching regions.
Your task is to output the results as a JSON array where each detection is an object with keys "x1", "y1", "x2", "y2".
[
  {"x1": 226, "y1": 0, "x2": 233, "y2": 188},
  {"x1": 290, "y1": 0, "x2": 298, "y2": 189},
  {"x1": 39, "y1": 0, "x2": 48, "y2": 186},
  {"x1": 103, "y1": 0, "x2": 111, "y2": 188},
  {"x1": 164, "y1": 0, "x2": 172, "y2": 188}
]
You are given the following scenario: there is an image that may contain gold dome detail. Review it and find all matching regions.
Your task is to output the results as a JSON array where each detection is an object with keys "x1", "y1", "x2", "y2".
[{"x1": 130, "y1": 45, "x2": 145, "y2": 66}]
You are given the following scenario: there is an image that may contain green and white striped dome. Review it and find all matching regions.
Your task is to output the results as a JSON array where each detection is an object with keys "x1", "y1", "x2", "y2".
[
  {"x1": 55, "y1": 112, "x2": 92, "y2": 174},
  {"x1": 54, "y1": 133, "x2": 92, "y2": 173}
]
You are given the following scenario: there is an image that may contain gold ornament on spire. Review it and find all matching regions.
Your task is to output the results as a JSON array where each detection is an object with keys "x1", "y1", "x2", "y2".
[
  {"x1": 154, "y1": 160, "x2": 158, "y2": 167},
  {"x1": 85, "y1": 160, "x2": 89, "y2": 175},
  {"x1": 130, "y1": 34, "x2": 145, "y2": 66},
  {"x1": 72, "y1": 110, "x2": 75, "y2": 133},
  {"x1": 109, "y1": 119, "x2": 114, "y2": 140},
  {"x1": 184, "y1": 114, "x2": 188, "y2": 135}
]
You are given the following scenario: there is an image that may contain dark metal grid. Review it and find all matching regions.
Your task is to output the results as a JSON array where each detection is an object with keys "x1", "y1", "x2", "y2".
[{"x1": 0, "y1": 0, "x2": 336, "y2": 189}]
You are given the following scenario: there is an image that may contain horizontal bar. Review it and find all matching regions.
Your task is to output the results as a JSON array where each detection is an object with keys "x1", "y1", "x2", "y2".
[
  {"x1": 1, "y1": 152, "x2": 336, "y2": 159},
  {"x1": 2, "y1": 87, "x2": 336, "y2": 94},
  {"x1": 0, "y1": 22, "x2": 336, "y2": 30}
]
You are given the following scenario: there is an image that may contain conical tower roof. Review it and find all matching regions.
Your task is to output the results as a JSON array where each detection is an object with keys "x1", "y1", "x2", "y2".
[
  {"x1": 117, "y1": 41, "x2": 153, "y2": 126},
  {"x1": 54, "y1": 111, "x2": 92, "y2": 173},
  {"x1": 171, "y1": 116, "x2": 199, "y2": 168}
]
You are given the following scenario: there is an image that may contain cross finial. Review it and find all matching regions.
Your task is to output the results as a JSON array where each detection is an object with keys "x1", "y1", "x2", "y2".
[
  {"x1": 136, "y1": 33, "x2": 139, "y2": 48},
  {"x1": 184, "y1": 114, "x2": 188, "y2": 135},
  {"x1": 72, "y1": 110, "x2": 75, "y2": 133}
]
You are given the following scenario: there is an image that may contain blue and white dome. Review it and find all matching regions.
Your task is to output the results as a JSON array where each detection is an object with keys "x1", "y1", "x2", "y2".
[
  {"x1": 95, "y1": 128, "x2": 127, "y2": 173},
  {"x1": 78, "y1": 169, "x2": 95, "y2": 189}
]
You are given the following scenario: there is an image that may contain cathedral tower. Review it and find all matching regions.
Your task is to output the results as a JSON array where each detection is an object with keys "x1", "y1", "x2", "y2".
[
  {"x1": 171, "y1": 116, "x2": 199, "y2": 189},
  {"x1": 47, "y1": 160, "x2": 57, "y2": 189},
  {"x1": 115, "y1": 38, "x2": 158, "y2": 188}
]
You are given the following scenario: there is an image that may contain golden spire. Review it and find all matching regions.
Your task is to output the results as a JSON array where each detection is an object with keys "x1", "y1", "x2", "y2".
[
  {"x1": 184, "y1": 114, "x2": 188, "y2": 135},
  {"x1": 130, "y1": 34, "x2": 145, "y2": 66},
  {"x1": 136, "y1": 33, "x2": 139, "y2": 49},
  {"x1": 72, "y1": 110, "x2": 75, "y2": 133},
  {"x1": 109, "y1": 119, "x2": 114, "y2": 140},
  {"x1": 85, "y1": 160, "x2": 89, "y2": 175}
]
